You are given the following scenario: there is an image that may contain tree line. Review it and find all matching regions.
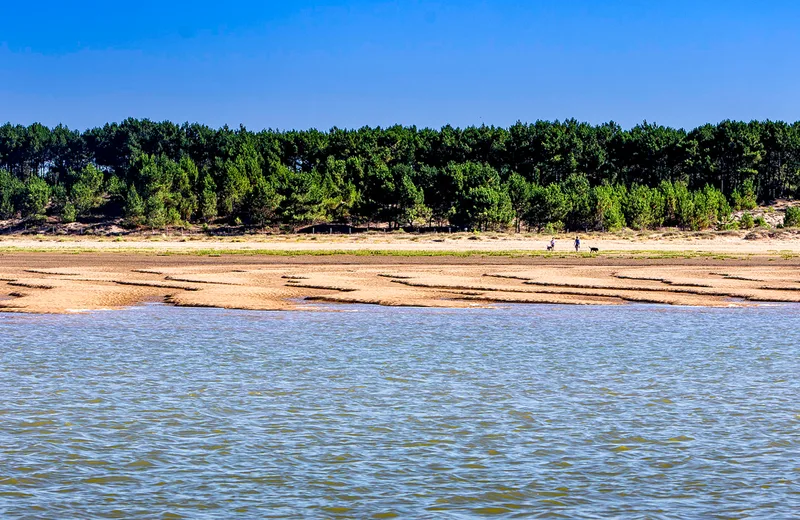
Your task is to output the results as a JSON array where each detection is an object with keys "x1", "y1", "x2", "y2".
[{"x1": 1, "y1": 119, "x2": 798, "y2": 231}]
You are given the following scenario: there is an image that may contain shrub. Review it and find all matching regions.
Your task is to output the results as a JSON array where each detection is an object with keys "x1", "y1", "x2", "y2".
[
  {"x1": 739, "y1": 212, "x2": 754, "y2": 229},
  {"x1": 166, "y1": 207, "x2": 182, "y2": 226},
  {"x1": 594, "y1": 183, "x2": 626, "y2": 231},
  {"x1": 245, "y1": 177, "x2": 282, "y2": 226},
  {"x1": 71, "y1": 164, "x2": 104, "y2": 215},
  {"x1": 691, "y1": 185, "x2": 730, "y2": 230},
  {"x1": 721, "y1": 221, "x2": 739, "y2": 231},
  {"x1": 543, "y1": 221, "x2": 564, "y2": 234},
  {"x1": 199, "y1": 174, "x2": 218, "y2": 221},
  {"x1": 50, "y1": 184, "x2": 68, "y2": 212},
  {"x1": 525, "y1": 183, "x2": 567, "y2": 232},
  {"x1": 62, "y1": 203, "x2": 77, "y2": 223},
  {"x1": 124, "y1": 187, "x2": 145, "y2": 223},
  {"x1": 624, "y1": 184, "x2": 658, "y2": 230},
  {"x1": 22, "y1": 177, "x2": 51, "y2": 218},
  {"x1": 105, "y1": 175, "x2": 126, "y2": 201},
  {"x1": 144, "y1": 195, "x2": 167, "y2": 228},
  {"x1": 784, "y1": 206, "x2": 800, "y2": 228},
  {"x1": 754, "y1": 216, "x2": 768, "y2": 228},
  {"x1": 732, "y1": 178, "x2": 758, "y2": 210},
  {"x1": 0, "y1": 170, "x2": 23, "y2": 218}
]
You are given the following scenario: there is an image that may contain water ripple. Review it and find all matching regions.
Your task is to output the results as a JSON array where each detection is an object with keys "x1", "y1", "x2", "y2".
[{"x1": 1, "y1": 304, "x2": 800, "y2": 518}]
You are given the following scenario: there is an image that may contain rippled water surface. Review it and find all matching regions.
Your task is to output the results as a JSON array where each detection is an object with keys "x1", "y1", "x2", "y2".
[{"x1": 1, "y1": 304, "x2": 799, "y2": 518}]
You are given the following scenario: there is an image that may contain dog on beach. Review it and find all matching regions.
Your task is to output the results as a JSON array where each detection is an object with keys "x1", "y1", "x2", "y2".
[
  {"x1": 589, "y1": 247, "x2": 599, "y2": 253},
  {"x1": 546, "y1": 244, "x2": 554, "y2": 251}
]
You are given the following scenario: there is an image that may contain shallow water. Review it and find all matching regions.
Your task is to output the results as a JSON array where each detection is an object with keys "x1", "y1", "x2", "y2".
[{"x1": 1, "y1": 303, "x2": 799, "y2": 519}]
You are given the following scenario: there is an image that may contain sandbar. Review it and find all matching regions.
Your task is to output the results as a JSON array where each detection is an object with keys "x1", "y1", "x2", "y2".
[{"x1": 1, "y1": 233, "x2": 799, "y2": 313}]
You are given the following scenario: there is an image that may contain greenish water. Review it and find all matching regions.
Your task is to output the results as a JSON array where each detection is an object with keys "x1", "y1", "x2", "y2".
[{"x1": 1, "y1": 304, "x2": 799, "y2": 518}]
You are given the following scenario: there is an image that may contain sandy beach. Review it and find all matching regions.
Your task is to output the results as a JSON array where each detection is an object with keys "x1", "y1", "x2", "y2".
[
  {"x1": 3, "y1": 228, "x2": 800, "y2": 254},
  {"x1": 0, "y1": 232, "x2": 798, "y2": 313}
]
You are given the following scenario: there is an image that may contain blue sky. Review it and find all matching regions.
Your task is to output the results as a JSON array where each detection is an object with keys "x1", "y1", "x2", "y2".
[{"x1": 1, "y1": 0, "x2": 799, "y2": 130}]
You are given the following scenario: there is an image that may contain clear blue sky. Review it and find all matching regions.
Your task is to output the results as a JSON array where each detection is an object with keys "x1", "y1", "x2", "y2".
[{"x1": 1, "y1": 0, "x2": 799, "y2": 130}]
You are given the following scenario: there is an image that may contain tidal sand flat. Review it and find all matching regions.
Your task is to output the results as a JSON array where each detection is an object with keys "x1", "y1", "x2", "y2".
[
  {"x1": 1, "y1": 304, "x2": 799, "y2": 518},
  {"x1": 1, "y1": 239, "x2": 800, "y2": 312}
]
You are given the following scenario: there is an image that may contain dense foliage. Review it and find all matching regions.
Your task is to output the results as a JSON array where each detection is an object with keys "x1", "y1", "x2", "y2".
[{"x1": 1, "y1": 119, "x2": 799, "y2": 231}]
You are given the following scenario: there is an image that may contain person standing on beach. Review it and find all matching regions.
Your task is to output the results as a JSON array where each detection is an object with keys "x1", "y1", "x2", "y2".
[{"x1": 574, "y1": 236, "x2": 580, "y2": 252}]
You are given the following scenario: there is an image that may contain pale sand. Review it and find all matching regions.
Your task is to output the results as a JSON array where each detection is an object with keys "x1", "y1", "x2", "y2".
[
  {"x1": 1, "y1": 234, "x2": 799, "y2": 313},
  {"x1": 2, "y1": 230, "x2": 800, "y2": 254}
]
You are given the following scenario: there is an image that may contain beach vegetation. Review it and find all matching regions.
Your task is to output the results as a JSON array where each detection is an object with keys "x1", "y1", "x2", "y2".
[
  {"x1": 0, "y1": 119, "x2": 799, "y2": 231},
  {"x1": 784, "y1": 206, "x2": 800, "y2": 228}
]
